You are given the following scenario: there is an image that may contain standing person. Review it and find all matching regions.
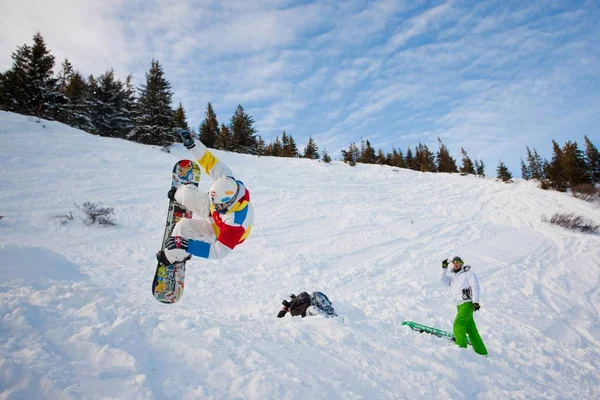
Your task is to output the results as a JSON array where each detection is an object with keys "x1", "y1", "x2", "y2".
[
  {"x1": 440, "y1": 256, "x2": 488, "y2": 356},
  {"x1": 156, "y1": 129, "x2": 254, "y2": 265}
]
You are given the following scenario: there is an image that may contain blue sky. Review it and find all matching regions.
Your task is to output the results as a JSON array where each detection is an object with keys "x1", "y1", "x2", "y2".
[{"x1": 1, "y1": 0, "x2": 599, "y2": 173}]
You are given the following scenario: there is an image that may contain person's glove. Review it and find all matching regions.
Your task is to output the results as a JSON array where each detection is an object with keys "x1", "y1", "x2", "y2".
[
  {"x1": 167, "y1": 187, "x2": 177, "y2": 202},
  {"x1": 165, "y1": 236, "x2": 189, "y2": 252},
  {"x1": 473, "y1": 303, "x2": 481, "y2": 312},
  {"x1": 174, "y1": 128, "x2": 195, "y2": 149},
  {"x1": 442, "y1": 259, "x2": 449, "y2": 268},
  {"x1": 277, "y1": 309, "x2": 287, "y2": 318}
]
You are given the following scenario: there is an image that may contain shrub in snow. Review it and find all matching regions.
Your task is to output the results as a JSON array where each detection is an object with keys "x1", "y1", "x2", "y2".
[
  {"x1": 75, "y1": 202, "x2": 116, "y2": 226},
  {"x1": 571, "y1": 184, "x2": 599, "y2": 202},
  {"x1": 53, "y1": 212, "x2": 75, "y2": 225},
  {"x1": 547, "y1": 212, "x2": 598, "y2": 233}
]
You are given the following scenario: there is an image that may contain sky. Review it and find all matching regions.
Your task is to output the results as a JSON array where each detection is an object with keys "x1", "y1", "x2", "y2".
[
  {"x1": 1, "y1": 111, "x2": 600, "y2": 399},
  {"x1": 1, "y1": 0, "x2": 599, "y2": 173}
]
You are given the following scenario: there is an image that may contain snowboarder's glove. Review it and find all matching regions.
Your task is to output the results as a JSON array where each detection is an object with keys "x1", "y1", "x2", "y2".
[
  {"x1": 473, "y1": 303, "x2": 481, "y2": 312},
  {"x1": 442, "y1": 259, "x2": 449, "y2": 268},
  {"x1": 167, "y1": 187, "x2": 177, "y2": 202},
  {"x1": 174, "y1": 128, "x2": 195, "y2": 149},
  {"x1": 165, "y1": 236, "x2": 189, "y2": 252},
  {"x1": 277, "y1": 309, "x2": 288, "y2": 318}
]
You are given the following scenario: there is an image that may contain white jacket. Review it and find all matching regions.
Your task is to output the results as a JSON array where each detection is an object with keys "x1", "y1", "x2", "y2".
[{"x1": 440, "y1": 265, "x2": 480, "y2": 305}]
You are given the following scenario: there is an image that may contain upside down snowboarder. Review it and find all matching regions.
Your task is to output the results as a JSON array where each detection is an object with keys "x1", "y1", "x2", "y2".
[{"x1": 157, "y1": 129, "x2": 254, "y2": 265}]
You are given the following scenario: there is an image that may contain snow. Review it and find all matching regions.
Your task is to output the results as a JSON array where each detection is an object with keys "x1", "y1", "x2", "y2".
[{"x1": 1, "y1": 110, "x2": 599, "y2": 399}]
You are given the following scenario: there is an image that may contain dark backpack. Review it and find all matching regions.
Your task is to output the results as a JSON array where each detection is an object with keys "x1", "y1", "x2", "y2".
[{"x1": 309, "y1": 291, "x2": 337, "y2": 317}]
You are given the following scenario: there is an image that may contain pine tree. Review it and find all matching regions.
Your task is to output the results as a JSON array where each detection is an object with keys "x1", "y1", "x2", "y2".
[
  {"x1": 561, "y1": 140, "x2": 590, "y2": 188},
  {"x1": 391, "y1": 148, "x2": 405, "y2": 168},
  {"x1": 91, "y1": 69, "x2": 128, "y2": 138},
  {"x1": 303, "y1": 136, "x2": 320, "y2": 159},
  {"x1": 322, "y1": 148, "x2": 332, "y2": 163},
  {"x1": 174, "y1": 102, "x2": 190, "y2": 131},
  {"x1": 64, "y1": 72, "x2": 94, "y2": 131},
  {"x1": 584, "y1": 136, "x2": 600, "y2": 183},
  {"x1": 341, "y1": 142, "x2": 359, "y2": 166},
  {"x1": 436, "y1": 138, "x2": 458, "y2": 173},
  {"x1": 230, "y1": 105, "x2": 257, "y2": 153},
  {"x1": 215, "y1": 123, "x2": 232, "y2": 150},
  {"x1": 544, "y1": 140, "x2": 567, "y2": 191},
  {"x1": 377, "y1": 149, "x2": 386, "y2": 165},
  {"x1": 256, "y1": 135, "x2": 266, "y2": 156},
  {"x1": 459, "y1": 148, "x2": 476, "y2": 175},
  {"x1": 520, "y1": 158, "x2": 530, "y2": 180},
  {"x1": 415, "y1": 143, "x2": 436, "y2": 172},
  {"x1": 120, "y1": 75, "x2": 136, "y2": 136},
  {"x1": 359, "y1": 139, "x2": 376, "y2": 164},
  {"x1": 199, "y1": 103, "x2": 219, "y2": 148},
  {"x1": 0, "y1": 32, "x2": 58, "y2": 118},
  {"x1": 287, "y1": 135, "x2": 299, "y2": 157},
  {"x1": 525, "y1": 146, "x2": 545, "y2": 180},
  {"x1": 405, "y1": 148, "x2": 416, "y2": 170},
  {"x1": 475, "y1": 159, "x2": 485, "y2": 177},
  {"x1": 496, "y1": 161, "x2": 513, "y2": 182},
  {"x1": 128, "y1": 60, "x2": 175, "y2": 146},
  {"x1": 281, "y1": 132, "x2": 290, "y2": 156},
  {"x1": 271, "y1": 136, "x2": 282, "y2": 156}
]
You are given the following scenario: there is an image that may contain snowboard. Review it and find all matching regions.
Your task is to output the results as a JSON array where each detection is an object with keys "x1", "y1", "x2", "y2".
[
  {"x1": 402, "y1": 321, "x2": 471, "y2": 345},
  {"x1": 152, "y1": 160, "x2": 201, "y2": 304}
]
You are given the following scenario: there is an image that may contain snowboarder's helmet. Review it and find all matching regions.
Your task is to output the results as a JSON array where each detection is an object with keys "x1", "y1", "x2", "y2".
[
  {"x1": 452, "y1": 256, "x2": 464, "y2": 265},
  {"x1": 210, "y1": 176, "x2": 239, "y2": 213}
]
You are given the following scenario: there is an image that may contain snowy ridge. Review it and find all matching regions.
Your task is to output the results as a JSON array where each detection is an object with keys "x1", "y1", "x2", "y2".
[{"x1": 0, "y1": 111, "x2": 599, "y2": 399}]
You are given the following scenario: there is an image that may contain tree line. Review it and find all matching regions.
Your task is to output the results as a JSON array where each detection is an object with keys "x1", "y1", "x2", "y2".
[
  {"x1": 0, "y1": 32, "x2": 259, "y2": 151},
  {"x1": 2, "y1": 33, "x2": 598, "y2": 194}
]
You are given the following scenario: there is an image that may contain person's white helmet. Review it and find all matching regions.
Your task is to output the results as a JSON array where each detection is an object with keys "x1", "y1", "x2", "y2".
[{"x1": 210, "y1": 176, "x2": 239, "y2": 212}]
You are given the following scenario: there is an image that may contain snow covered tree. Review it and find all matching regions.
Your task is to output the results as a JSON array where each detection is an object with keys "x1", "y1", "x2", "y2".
[
  {"x1": 199, "y1": 103, "x2": 219, "y2": 148},
  {"x1": 584, "y1": 136, "x2": 600, "y2": 184},
  {"x1": 128, "y1": 60, "x2": 175, "y2": 146},
  {"x1": 303, "y1": 136, "x2": 320, "y2": 159},
  {"x1": 496, "y1": 161, "x2": 512, "y2": 182},
  {"x1": 230, "y1": 104, "x2": 257, "y2": 153},
  {"x1": 436, "y1": 138, "x2": 458, "y2": 173},
  {"x1": 322, "y1": 148, "x2": 332, "y2": 163},
  {"x1": 90, "y1": 69, "x2": 132, "y2": 138},
  {"x1": 0, "y1": 32, "x2": 58, "y2": 119}
]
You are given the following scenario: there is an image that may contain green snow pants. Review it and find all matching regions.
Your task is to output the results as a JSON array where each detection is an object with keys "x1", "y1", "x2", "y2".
[{"x1": 454, "y1": 302, "x2": 488, "y2": 356}]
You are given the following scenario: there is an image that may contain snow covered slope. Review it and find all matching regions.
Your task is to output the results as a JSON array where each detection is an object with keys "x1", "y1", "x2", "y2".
[{"x1": 1, "y1": 111, "x2": 599, "y2": 399}]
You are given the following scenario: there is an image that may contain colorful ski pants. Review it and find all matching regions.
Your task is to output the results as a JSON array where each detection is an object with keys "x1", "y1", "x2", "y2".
[{"x1": 454, "y1": 302, "x2": 488, "y2": 356}]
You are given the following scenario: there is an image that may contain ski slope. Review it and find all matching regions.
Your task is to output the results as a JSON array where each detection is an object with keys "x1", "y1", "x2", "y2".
[{"x1": 1, "y1": 111, "x2": 599, "y2": 399}]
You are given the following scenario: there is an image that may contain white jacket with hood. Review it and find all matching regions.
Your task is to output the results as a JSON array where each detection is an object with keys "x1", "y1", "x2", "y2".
[{"x1": 440, "y1": 265, "x2": 480, "y2": 306}]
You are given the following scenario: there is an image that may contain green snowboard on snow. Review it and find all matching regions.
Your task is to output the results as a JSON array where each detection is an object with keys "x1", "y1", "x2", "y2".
[{"x1": 402, "y1": 321, "x2": 471, "y2": 345}]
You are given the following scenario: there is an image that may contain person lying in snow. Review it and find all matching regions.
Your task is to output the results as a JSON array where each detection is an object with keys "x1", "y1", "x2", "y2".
[
  {"x1": 277, "y1": 292, "x2": 338, "y2": 318},
  {"x1": 440, "y1": 256, "x2": 488, "y2": 356},
  {"x1": 156, "y1": 129, "x2": 254, "y2": 266}
]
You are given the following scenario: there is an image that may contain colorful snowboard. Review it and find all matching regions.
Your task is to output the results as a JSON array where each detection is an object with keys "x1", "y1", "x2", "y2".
[
  {"x1": 152, "y1": 160, "x2": 201, "y2": 304},
  {"x1": 402, "y1": 321, "x2": 471, "y2": 345}
]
